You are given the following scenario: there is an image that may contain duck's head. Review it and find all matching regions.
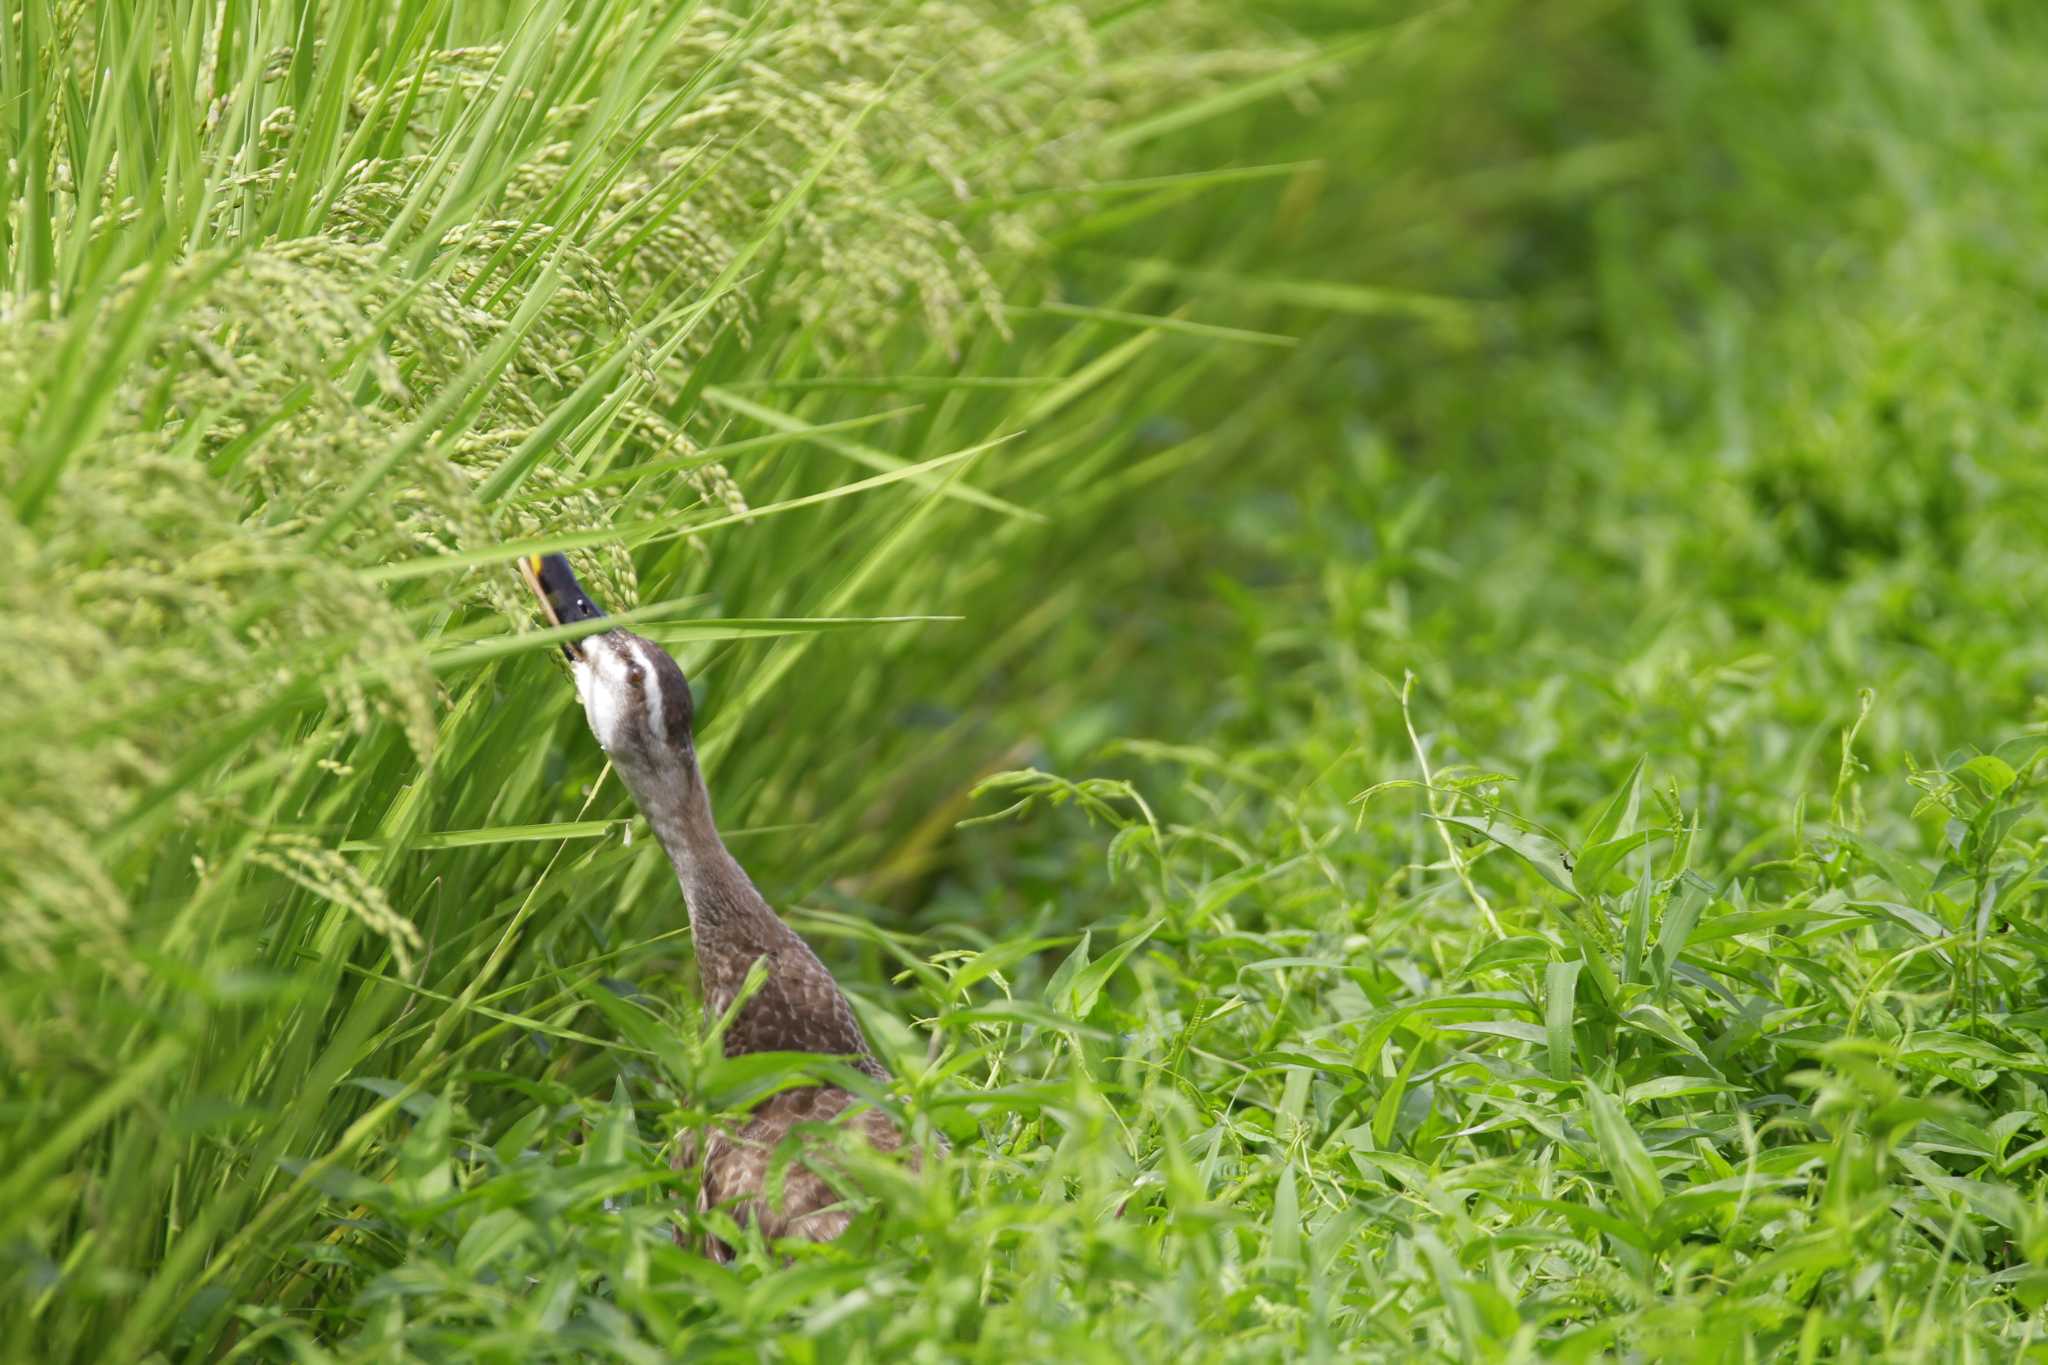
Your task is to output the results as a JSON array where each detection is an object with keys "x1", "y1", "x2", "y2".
[{"x1": 521, "y1": 553, "x2": 697, "y2": 785}]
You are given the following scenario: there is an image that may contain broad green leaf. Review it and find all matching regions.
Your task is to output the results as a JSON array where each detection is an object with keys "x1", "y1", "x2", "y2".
[
  {"x1": 1829, "y1": 827, "x2": 1933, "y2": 904},
  {"x1": 1582, "y1": 1079, "x2": 1663, "y2": 1225},
  {"x1": 1580, "y1": 756, "x2": 1646, "y2": 852},
  {"x1": 1455, "y1": 935, "x2": 1555, "y2": 978},
  {"x1": 1042, "y1": 931, "x2": 1093, "y2": 1018},
  {"x1": 1432, "y1": 813, "x2": 1576, "y2": 895},
  {"x1": 1575, "y1": 829, "x2": 1661, "y2": 900},
  {"x1": 1655, "y1": 878, "x2": 1710, "y2": 985},
  {"x1": 1544, "y1": 960, "x2": 1581, "y2": 1081},
  {"x1": 1268, "y1": 1162, "x2": 1302, "y2": 1269},
  {"x1": 1068, "y1": 919, "x2": 1161, "y2": 1019},
  {"x1": 1374, "y1": 1047, "x2": 1422, "y2": 1150},
  {"x1": 1959, "y1": 754, "x2": 2018, "y2": 797}
]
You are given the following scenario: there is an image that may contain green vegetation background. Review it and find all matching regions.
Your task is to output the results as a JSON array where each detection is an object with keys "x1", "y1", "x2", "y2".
[{"x1": 4, "y1": 1, "x2": 2047, "y2": 1359}]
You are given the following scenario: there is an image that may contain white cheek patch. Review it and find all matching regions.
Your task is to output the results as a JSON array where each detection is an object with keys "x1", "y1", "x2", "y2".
[{"x1": 581, "y1": 650, "x2": 628, "y2": 754}]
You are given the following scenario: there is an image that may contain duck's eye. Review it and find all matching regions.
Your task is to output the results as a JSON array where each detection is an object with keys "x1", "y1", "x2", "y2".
[{"x1": 626, "y1": 664, "x2": 645, "y2": 688}]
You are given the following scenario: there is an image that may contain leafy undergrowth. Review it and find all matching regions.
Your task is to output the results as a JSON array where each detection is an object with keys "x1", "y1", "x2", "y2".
[{"x1": 256, "y1": 725, "x2": 2048, "y2": 1360}]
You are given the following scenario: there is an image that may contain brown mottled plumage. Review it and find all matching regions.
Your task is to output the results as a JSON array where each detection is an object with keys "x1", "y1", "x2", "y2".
[{"x1": 522, "y1": 554, "x2": 925, "y2": 1259}]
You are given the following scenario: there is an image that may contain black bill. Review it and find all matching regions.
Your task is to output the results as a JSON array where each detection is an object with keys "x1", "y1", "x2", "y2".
[{"x1": 519, "y1": 552, "x2": 609, "y2": 659}]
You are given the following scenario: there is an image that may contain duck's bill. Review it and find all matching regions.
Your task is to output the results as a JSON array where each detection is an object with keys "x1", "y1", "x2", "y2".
[{"x1": 519, "y1": 552, "x2": 609, "y2": 660}]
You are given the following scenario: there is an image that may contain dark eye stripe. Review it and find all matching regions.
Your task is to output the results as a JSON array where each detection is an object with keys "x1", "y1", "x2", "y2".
[{"x1": 629, "y1": 637, "x2": 667, "y2": 743}]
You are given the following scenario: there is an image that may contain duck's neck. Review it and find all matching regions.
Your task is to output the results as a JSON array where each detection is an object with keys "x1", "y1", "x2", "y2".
[{"x1": 626, "y1": 755, "x2": 763, "y2": 938}]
